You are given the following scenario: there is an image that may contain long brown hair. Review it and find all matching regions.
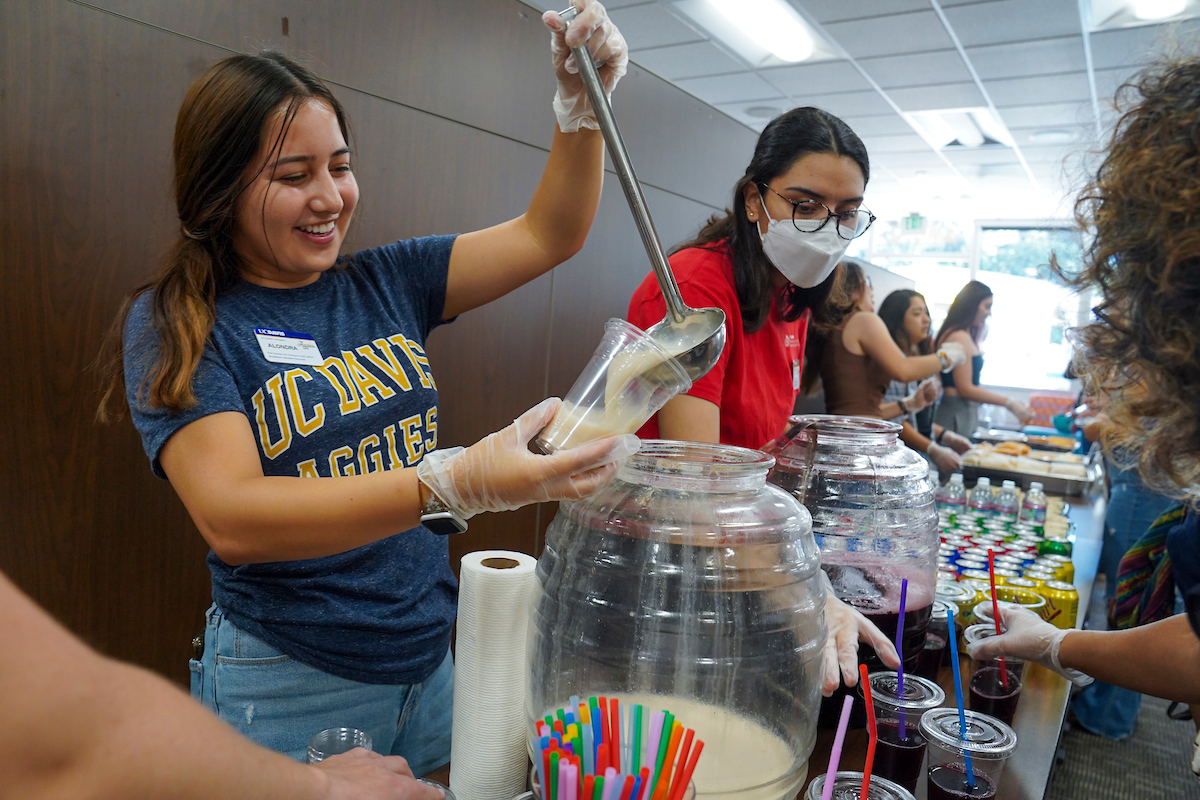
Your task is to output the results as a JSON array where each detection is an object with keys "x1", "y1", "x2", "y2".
[
  {"x1": 800, "y1": 259, "x2": 867, "y2": 394},
  {"x1": 1054, "y1": 53, "x2": 1200, "y2": 498},
  {"x1": 98, "y1": 51, "x2": 351, "y2": 418},
  {"x1": 934, "y1": 280, "x2": 992, "y2": 348},
  {"x1": 672, "y1": 107, "x2": 869, "y2": 334}
]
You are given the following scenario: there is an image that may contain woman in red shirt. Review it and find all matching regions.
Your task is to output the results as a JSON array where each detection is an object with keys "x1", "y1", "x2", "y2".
[{"x1": 627, "y1": 106, "x2": 898, "y2": 694}]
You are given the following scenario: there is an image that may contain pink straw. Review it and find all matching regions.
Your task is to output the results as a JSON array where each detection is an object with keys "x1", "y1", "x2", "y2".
[
  {"x1": 820, "y1": 695, "x2": 855, "y2": 800},
  {"x1": 896, "y1": 578, "x2": 908, "y2": 739}
]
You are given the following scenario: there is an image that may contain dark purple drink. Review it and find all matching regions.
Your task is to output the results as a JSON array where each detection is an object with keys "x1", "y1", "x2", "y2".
[
  {"x1": 969, "y1": 667, "x2": 1021, "y2": 725},
  {"x1": 873, "y1": 718, "x2": 926, "y2": 794},
  {"x1": 927, "y1": 764, "x2": 997, "y2": 799},
  {"x1": 915, "y1": 632, "x2": 947, "y2": 680}
]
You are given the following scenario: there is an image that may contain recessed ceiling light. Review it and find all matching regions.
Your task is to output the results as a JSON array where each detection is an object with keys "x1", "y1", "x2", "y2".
[
  {"x1": 1132, "y1": 0, "x2": 1186, "y2": 19},
  {"x1": 1028, "y1": 129, "x2": 1074, "y2": 144},
  {"x1": 745, "y1": 105, "x2": 782, "y2": 119},
  {"x1": 904, "y1": 107, "x2": 1014, "y2": 149},
  {"x1": 708, "y1": 0, "x2": 814, "y2": 62}
]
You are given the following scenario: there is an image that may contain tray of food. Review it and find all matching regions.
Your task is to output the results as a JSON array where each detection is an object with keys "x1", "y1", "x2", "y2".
[
  {"x1": 971, "y1": 429, "x2": 1079, "y2": 452},
  {"x1": 960, "y1": 441, "x2": 1101, "y2": 496}
]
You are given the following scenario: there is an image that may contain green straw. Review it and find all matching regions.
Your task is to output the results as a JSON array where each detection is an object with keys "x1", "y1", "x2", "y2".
[
  {"x1": 651, "y1": 711, "x2": 674, "y2": 796},
  {"x1": 632, "y1": 704, "x2": 643, "y2": 773}
]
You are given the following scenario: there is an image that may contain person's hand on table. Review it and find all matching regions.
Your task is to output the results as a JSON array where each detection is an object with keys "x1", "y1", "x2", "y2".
[
  {"x1": 926, "y1": 441, "x2": 962, "y2": 472},
  {"x1": 543, "y1": 0, "x2": 629, "y2": 133},
  {"x1": 313, "y1": 749, "x2": 444, "y2": 800},
  {"x1": 964, "y1": 605, "x2": 1093, "y2": 687},
  {"x1": 939, "y1": 430, "x2": 973, "y2": 454},
  {"x1": 820, "y1": 573, "x2": 901, "y2": 695}
]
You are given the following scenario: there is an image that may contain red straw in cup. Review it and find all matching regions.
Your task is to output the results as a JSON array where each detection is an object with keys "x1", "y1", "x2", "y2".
[
  {"x1": 860, "y1": 664, "x2": 877, "y2": 798},
  {"x1": 987, "y1": 549, "x2": 1010, "y2": 689}
]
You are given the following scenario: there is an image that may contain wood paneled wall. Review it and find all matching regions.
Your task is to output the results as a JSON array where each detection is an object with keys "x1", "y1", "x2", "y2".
[{"x1": 0, "y1": 0, "x2": 757, "y2": 683}]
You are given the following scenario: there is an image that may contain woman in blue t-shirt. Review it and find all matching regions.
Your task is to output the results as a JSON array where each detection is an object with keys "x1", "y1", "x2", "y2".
[{"x1": 100, "y1": 1, "x2": 631, "y2": 772}]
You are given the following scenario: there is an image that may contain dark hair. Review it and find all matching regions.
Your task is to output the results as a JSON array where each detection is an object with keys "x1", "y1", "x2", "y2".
[
  {"x1": 879, "y1": 289, "x2": 933, "y2": 355},
  {"x1": 800, "y1": 259, "x2": 867, "y2": 395},
  {"x1": 935, "y1": 280, "x2": 993, "y2": 347},
  {"x1": 1053, "y1": 53, "x2": 1200, "y2": 498},
  {"x1": 99, "y1": 51, "x2": 352, "y2": 417},
  {"x1": 672, "y1": 107, "x2": 870, "y2": 334}
]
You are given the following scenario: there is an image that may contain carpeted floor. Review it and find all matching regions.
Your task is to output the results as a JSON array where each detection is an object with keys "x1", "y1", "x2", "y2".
[{"x1": 1045, "y1": 695, "x2": 1200, "y2": 799}]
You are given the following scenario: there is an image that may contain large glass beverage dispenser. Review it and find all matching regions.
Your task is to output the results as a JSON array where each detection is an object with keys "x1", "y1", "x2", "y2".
[
  {"x1": 767, "y1": 416, "x2": 939, "y2": 722},
  {"x1": 527, "y1": 442, "x2": 826, "y2": 800}
]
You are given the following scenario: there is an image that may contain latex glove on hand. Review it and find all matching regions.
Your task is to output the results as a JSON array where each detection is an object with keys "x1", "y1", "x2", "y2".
[
  {"x1": 820, "y1": 572, "x2": 901, "y2": 696},
  {"x1": 926, "y1": 441, "x2": 963, "y2": 472},
  {"x1": 937, "y1": 341, "x2": 967, "y2": 372},
  {"x1": 543, "y1": 0, "x2": 629, "y2": 132},
  {"x1": 902, "y1": 378, "x2": 938, "y2": 414},
  {"x1": 314, "y1": 749, "x2": 444, "y2": 800},
  {"x1": 965, "y1": 606, "x2": 1093, "y2": 687},
  {"x1": 417, "y1": 398, "x2": 638, "y2": 519},
  {"x1": 940, "y1": 429, "x2": 973, "y2": 454},
  {"x1": 1005, "y1": 398, "x2": 1035, "y2": 427}
]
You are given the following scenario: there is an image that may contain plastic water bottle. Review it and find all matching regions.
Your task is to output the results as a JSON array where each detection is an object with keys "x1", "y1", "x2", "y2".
[
  {"x1": 1020, "y1": 481, "x2": 1048, "y2": 524},
  {"x1": 937, "y1": 473, "x2": 967, "y2": 514},
  {"x1": 994, "y1": 480, "x2": 1020, "y2": 522},
  {"x1": 968, "y1": 476, "x2": 993, "y2": 517}
]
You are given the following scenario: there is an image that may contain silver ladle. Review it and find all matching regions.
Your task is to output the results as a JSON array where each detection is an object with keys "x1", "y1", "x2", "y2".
[{"x1": 558, "y1": 6, "x2": 726, "y2": 383}]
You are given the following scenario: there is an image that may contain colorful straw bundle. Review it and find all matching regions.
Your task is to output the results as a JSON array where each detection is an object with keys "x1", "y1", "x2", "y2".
[{"x1": 532, "y1": 696, "x2": 705, "y2": 800}]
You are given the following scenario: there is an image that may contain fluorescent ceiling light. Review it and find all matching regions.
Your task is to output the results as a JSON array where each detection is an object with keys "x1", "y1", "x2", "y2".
[
  {"x1": 1133, "y1": 0, "x2": 1186, "y2": 18},
  {"x1": 904, "y1": 107, "x2": 1014, "y2": 150},
  {"x1": 708, "y1": 0, "x2": 813, "y2": 62}
]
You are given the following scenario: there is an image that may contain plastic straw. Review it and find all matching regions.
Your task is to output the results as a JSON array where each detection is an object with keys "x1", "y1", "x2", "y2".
[
  {"x1": 567, "y1": 763, "x2": 579, "y2": 800},
  {"x1": 987, "y1": 549, "x2": 1011, "y2": 688},
  {"x1": 632, "y1": 704, "x2": 643, "y2": 773},
  {"x1": 669, "y1": 740, "x2": 704, "y2": 800},
  {"x1": 896, "y1": 577, "x2": 909, "y2": 740},
  {"x1": 820, "y1": 695, "x2": 855, "y2": 800},
  {"x1": 656, "y1": 722, "x2": 684, "y2": 799},
  {"x1": 610, "y1": 699, "x2": 622, "y2": 773},
  {"x1": 646, "y1": 712, "x2": 664, "y2": 784},
  {"x1": 667, "y1": 728, "x2": 694, "y2": 800},
  {"x1": 860, "y1": 664, "x2": 877, "y2": 799},
  {"x1": 946, "y1": 605, "x2": 976, "y2": 789},
  {"x1": 618, "y1": 775, "x2": 635, "y2": 800}
]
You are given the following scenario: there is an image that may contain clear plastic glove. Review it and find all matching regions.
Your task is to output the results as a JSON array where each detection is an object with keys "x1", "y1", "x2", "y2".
[
  {"x1": 543, "y1": 0, "x2": 629, "y2": 132},
  {"x1": 937, "y1": 341, "x2": 967, "y2": 372},
  {"x1": 820, "y1": 572, "x2": 901, "y2": 696},
  {"x1": 903, "y1": 378, "x2": 938, "y2": 413},
  {"x1": 964, "y1": 606, "x2": 1093, "y2": 687},
  {"x1": 940, "y1": 429, "x2": 973, "y2": 454},
  {"x1": 926, "y1": 441, "x2": 962, "y2": 472},
  {"x1": 1005, "y1": 398, "x2": 1035, "y2": 426},
  {"x1": 417, "y1": 398, "x2": 639, "y2": 519},
  {"x1": 314, "y1": 749, "x2": 444, "y2": 800}
]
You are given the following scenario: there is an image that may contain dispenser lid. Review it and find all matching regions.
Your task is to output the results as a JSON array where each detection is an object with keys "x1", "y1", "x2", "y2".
[
  {"x1": 863, "y1": 671, "x2": 946, "y2": 711},
  {"x1": 920, "y1": 707, "x2": 1017, "y2": 756}
]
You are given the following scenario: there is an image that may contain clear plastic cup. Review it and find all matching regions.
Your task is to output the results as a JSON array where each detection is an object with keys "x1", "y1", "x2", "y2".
[
  {"x1": 857, "y1": 671, "x2": 946, "y2": 794},
  {"x1": 534, "y1": 319, "x2": 691, "y2": 453},
  {"x1": 969, "y1": 599, "x2": 1025, "y2": 629},
  {"x1": 305, "y1": 726, "x2": 372, "y2": 763},
  {"x1": 919, "y1": 708, "x2": 1017, "y2": 800},
  {"x1": 417, "y1": 778, "x2": 454, "y2": 799},
  {"x1": 805, "y1": 771, "x2": 916, "y2": 799},
  {"x1": 963, "y1": 624, "x2": 1024, "y2": 725}
]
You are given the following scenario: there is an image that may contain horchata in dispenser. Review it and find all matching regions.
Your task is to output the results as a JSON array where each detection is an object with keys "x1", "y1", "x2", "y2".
[{"x1": 527, "y1": 441, "x2": 826, "y2": 800}]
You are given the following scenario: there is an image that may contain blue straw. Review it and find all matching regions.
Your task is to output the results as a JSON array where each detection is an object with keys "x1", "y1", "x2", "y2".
[
  {"x1": 897, "y1": 578, "x2": 908, "y2": 740},
  {"x1": 945, "y1": 606, "x2": 976, "y2": 789}
]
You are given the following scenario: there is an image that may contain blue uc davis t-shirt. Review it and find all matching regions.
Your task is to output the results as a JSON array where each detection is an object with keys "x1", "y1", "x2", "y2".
[{"x1": 124, "y1": 235, "x2": 458, "y2": 684}]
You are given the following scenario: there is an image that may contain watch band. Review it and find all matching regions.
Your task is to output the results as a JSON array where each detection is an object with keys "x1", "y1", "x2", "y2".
[{"x1": 897, "y1": 398, "x2": 909, "y2": 415}]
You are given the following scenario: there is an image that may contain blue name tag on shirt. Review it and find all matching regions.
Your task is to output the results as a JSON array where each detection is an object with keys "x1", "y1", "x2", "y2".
[{"x1": 253, "y1": 328, "x2": 325, "y2": 366}]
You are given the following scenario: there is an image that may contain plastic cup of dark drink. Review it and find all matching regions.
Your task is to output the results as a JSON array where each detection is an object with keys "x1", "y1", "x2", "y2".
[
  {"x1": 919, "y1": 708, "x2": 1016, "y2": 799},
  {"x1": 857, "y1": 671, "x2": 945, "y2": 794},
  {"x1": 963, "y1": 624, "x2": 1024, "y2": 724},
  {"x1": 805, "y1": 771, "x2": 915, "y2": 800},
  {"x1": 916, "y1": 600, "x2": 958, "y2": 680}
]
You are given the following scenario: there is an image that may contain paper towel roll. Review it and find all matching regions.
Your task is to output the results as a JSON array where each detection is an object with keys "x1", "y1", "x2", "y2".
[{"x1": 450, "y1": 550, "x2": 539, "y2": 800}]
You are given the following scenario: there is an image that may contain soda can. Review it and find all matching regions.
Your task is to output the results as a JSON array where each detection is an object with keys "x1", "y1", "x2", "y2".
[
  {"x1": 960, "y1": 568, "x2": 992, "y2": 583},
  {"x1": 936, "y1": 580, "x2": 977, "y2": 608},
  {"x1": 1022, "y1": 569, "x2": 1057, "y2": 587},
  {"x1": 994, "y1": 555, "x2": 1026, "y2": 572},
  {"x1": 937, "y1": 563, "x2": 959, "y2": 581},
  {"x1": 957, "y1": 559, "x2": 987, "y2": 574},
  {"x1": 963, "y1": 547, "x2": 993, "y2": 561},
  {"x1": 1004, "y1": 576, "x2": 1039, "y2": 591},
  {"x1": 1041, "y1": 554, "x2": 1075, "y2": 583},
  {"x1": 1039, "y1": 537, "x2": 1073, "y2": 557},
  {"x1": 993, "y1": 567, "x2": 1021, "y2": 584},
  {"x1": 1041, "y1": 580, "x2": 1080, "y2": 629}
]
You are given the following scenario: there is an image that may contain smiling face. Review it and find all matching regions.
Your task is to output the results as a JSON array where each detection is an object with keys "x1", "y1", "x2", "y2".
[
  {"x1": 233, "y1": 98, "x2": 359, "y2": 288},
  {"x1": 904, "y1": 295, "x2": 931, "y2": 348}
]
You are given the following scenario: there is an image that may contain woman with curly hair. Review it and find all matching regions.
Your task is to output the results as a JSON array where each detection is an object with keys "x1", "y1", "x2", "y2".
[{"x1": 968, "y1": 54, "x2": 1200, "y2": 768}]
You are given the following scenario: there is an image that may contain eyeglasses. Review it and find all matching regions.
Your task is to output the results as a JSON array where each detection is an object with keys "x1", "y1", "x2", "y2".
[{"x1": 759, "y1": 183, "x2": 876, "y2": 240}]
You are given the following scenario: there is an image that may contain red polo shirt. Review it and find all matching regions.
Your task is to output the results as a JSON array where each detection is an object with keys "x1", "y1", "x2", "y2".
[{"x1": 627, "y1": 242, "x2": 808, "y2": 450}]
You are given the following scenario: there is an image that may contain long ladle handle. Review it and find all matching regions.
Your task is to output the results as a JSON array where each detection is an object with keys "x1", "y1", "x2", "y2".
[{"x1": 558, "y1": 6, "x2": 686, "y2": 324}]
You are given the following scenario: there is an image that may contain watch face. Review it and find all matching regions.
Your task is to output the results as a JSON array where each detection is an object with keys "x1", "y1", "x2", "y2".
[{"x1": 421, "y1": 512, "x2": 468, "y2": 536}]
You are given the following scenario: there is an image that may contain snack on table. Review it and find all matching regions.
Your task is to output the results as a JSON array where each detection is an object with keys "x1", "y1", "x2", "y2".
[
  {"x1": 1027, "y1": 434, "x2": 1078, "y2": 451},
  {"x1": 994, "y1": 441, "x2": 1032, "y2": 456}
]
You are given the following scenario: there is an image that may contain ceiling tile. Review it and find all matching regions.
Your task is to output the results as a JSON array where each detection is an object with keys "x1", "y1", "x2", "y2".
[
  {"x1": 987, "y1": 72, "x2": 1092, "y2": 107},
  {"x1": 859, "y1": 133, "x2": 931, "y2": 153},
  {"x1": 942, "y1": 0, "x2": 1081, "y2": 46},
  {"x1": 796, "y1": 0, "x2": 930, "y2": 24},
  {"x1": 758, "y1": 60, "x2": 872, "y2": 96},
  {"x1": 997, "y1": 102, "x2": 1095, "y2": 129},
  {"x1": 858, "y1": 50, "x2": 972, "y2": 89},
  {"x1": 790, "y1": 90, "x2": 895, "y2": 118},
  {"x1": 889, "y1": 82, "x2": 986, "y2": 111},
  {"x1": 608, "y1": 4, "x2": 704, "y2": 50},
  {"x1": 631, "y1": 41, "x2": 746, "y2": 80},
  {"x1": 942, "y1": 146, "x2": 1022, "y2": 166},
  {"x1": 1092, "y1": 65, "x2": 1143, "y2": 103},
  {"x1": 824, "y1": 11, "x2": 956, "y2": 58},
  {"x1": 1090, "y1": 18, "x2": 1200, "y2": 70},
  {"x1": 675, "y1": 72, "x2": 783, "y2": 105},
  {"x1": 873, "y1": 151, "x2": 950, "y2": 169},
  {"x1": 841, "y1": 113, "x2": 922, "y2": 137},
  {"x1": 966, "y1": 37, "x2": 1086, "y2": 80}
]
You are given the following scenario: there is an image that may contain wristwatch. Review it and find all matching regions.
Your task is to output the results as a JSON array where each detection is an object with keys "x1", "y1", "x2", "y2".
[
  {"x1": 897, "y1": 398, "x2": 909, "y2": 415},
  {"x1": 418, "y1": 479, "x2": 468, "y2": 536}
]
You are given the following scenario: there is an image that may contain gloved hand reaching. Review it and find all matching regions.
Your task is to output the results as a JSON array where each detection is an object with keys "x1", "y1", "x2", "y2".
[
  {"x1": 964, "y1": 605, "x2": 1093, "y2": 687},
  {"x1": 939, "y1": 429, "x2": 973, "y2": 454},
  {"x1": 543, "y1": 0, "x2": 629, "y2": 133},
  {"x1": 902, "y1": 377, "x2": 939, "y2": 413},
  {"x1": 1004, "y1": 398, "x2": 1035, "y2": 426},
  {"x1": 417, "y1": 398, "x2": 638, "y2": 519},
  {"x1": 926, "y1": 441, "x2": 962, "y2": 472},
  {"x1": 820, "y1": 572, "x2": 901, "y2": 696},
  {"x1": 937, "y1": 341, "x2": 967, "y2": 372}
]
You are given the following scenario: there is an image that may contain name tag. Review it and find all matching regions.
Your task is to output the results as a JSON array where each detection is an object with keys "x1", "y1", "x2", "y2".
[
  {"x1": 792, "y1": 358, "x2": 800, "y2": 391},
  {"x1": 253, "y1": 328, "x2": 325, "y2": 366}
]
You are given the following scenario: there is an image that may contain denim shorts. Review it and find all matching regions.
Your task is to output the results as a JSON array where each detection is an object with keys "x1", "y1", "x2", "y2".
[{"x1": 190, "y1": 604, "x2": 453, "y2": 776}]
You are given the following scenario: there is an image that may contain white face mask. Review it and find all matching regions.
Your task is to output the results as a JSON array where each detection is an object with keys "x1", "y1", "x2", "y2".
[{"x1": 757, "y1": 196, "x2": 851, "y2": 288}]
